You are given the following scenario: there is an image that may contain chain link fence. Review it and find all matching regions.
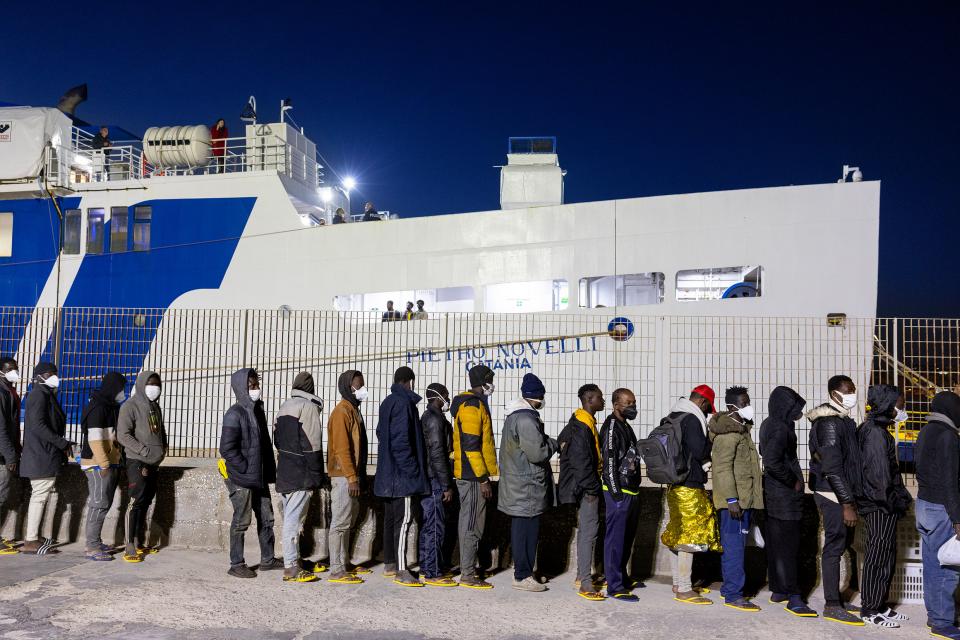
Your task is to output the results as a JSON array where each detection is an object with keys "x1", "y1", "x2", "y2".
[{"x1": 1, "y1": 308, "x2": 956, "y2": 476}]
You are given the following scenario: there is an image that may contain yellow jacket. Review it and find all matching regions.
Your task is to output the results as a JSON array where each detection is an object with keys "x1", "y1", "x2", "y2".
[{"x1": 451, "y1": 391, "x2": 498, "y2": 481}]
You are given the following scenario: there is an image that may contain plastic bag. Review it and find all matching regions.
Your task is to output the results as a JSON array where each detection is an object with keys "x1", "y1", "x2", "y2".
[
  {"x1": 746, "y1": 523, "x2": 765, "y2": 549},
  {"x1": 938, "y1": 537, "x2": 960, "y2": 567}
]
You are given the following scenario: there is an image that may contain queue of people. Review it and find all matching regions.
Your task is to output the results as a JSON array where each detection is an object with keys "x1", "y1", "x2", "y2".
[{"x1": 0, "y1": 355, "x2": 959, "y2": 638}]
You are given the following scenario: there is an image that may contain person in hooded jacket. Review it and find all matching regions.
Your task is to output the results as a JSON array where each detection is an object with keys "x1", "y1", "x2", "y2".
[
  {"x1": 418, "y1": 382, "x2": 456, "y2": 587},
  {"x1": 558, "y1": 383, "x2": 606, "y2": 601},
  {"x1": 374, "y1": 366, "x2": 429, "y2": 587},
  {"x1": 326, "y1": 369, "x2": 369, "y2": 584},
  {"x1": 80, "y1": 371, "x2": 126, "y2": 561},
  {"x1": 708, "y1": 386, "x2": 763, "y2": 612},
  {"x1": 499, "y1": 373, "x2": 557, "y2": 593},
  {"x1": 600, "y1": 388, "x2": 642, "y2": 601},
  {"x1": 451, "y1": 364, "x2": 499, "y2": 589},
  {"x1": 915, "y1": 391, "x2": 960, "y2": 640},
  {"x1": 856, "y1": 384, "x2": 912, "y2": 628},
  {"x1": 807, "y1": 374, "x2": 863, "y2": 625},
  {"x1": 219, "y1": 368, "x2": 281, "y2": 578},
  {"x1": 758, "y1": 385, "x2": 817, "y2": 617},
  {"x1": 117, "y1": 370, "x2": 167, "y2": 562},
  {"x1": 660, "y1": 385, "x2": 719, "y2": 606},
  {"x1": 20, "y1": 363, "x2": 70, "y2": 555},
  {"x1": 273, "y1": 372, "x2": 324, "y2": 583},
  {"x1": 0, "y1": 357, "x2": 22, "y2": 554}
]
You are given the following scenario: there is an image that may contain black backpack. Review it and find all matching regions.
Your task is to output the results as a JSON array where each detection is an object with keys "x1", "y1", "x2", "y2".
[
  {"x1": 636, "y1": 413, "x2": 689, "y2": 485},
  {"x1": 618, "y1": 444, "x2": 642, "y2": 489}
]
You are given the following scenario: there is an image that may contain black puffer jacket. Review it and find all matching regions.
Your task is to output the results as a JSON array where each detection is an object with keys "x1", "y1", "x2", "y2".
[
  {"x1": 557, "y1": 412, "x2": 601, "y2": 504},
  {"x1": 857, "y1": 385, "x2": 912, "y2": 516},
  {"x1": 421, "y1": 404, "x2": 452, "y2": 490},
  {"x1": 808, "y1": 401, "x2": 862, "y2": 504},
  {"x1": 220, "y1": 368, "x2": 276, "y2": 489},
  {"x1": 20, "y1": 383, "x2": 69, "y2": 479},
  {"x1": 759, "y1": 386, "x2": 806, "y2": 520}
]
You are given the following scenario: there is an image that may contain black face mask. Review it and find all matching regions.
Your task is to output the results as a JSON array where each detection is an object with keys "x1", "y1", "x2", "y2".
[{"x1": 621, "y1": 405, "x2": 638, "y2": 421}]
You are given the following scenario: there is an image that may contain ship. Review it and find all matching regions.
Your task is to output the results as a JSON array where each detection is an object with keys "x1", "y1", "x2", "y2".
[{"x1": 0, "y1": 96, "x2": 890, "y2": 460}]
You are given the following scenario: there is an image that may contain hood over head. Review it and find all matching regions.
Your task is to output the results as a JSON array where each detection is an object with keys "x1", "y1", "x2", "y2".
[
  {"x1": 94, "y1": 371, "x2": 126, "y2": 403},
  {"x1": 866, "y1": 384, "x2": 901, "y2": 423},
  {"x1": 230, "y1": 368, "x2": 256, "y2": 407},
  {"x1": 768, "y1": 386, "x2": 806, "y2": 423},
  {"x1": 134, "y1": 370, "x2": 159, "y2": 402},
  {"x1": 338, "y1": 369, "x2": 361, "y2": 406},
  {"x1": 929, "y1": 391, "x2": 960, "y2": 431},
  {"x1": 468, "y1": 364, "x2": 494, "y2": 389},
  {"x1": 293, "y1": 371, "x2": 315, "y2": 395}
]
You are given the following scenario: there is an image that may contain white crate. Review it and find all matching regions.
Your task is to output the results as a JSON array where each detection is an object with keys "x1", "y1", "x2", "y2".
[
  {"x1": 890, "y1": 562, "x2": 924, "y2": 605},
  {"x1": 854, "y1": 510, "x2": 922, "y2": 562}
]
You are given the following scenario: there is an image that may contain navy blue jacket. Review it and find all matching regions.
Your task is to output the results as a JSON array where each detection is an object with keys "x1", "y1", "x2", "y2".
[
  {"x1": 373, "y1": 384, "x2": 429, "y2": 498},
  {"x1": 220, "y1": 368, "x2": 277, "y2": 489}
]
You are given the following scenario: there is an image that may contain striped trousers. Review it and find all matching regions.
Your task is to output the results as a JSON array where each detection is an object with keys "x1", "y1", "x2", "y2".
[
  {"x1": 861, "y1": 510, "x2": 898, "y2": 616},
  {"x1": 383, "y1": 496, "x2": 419, "y2": 572}
]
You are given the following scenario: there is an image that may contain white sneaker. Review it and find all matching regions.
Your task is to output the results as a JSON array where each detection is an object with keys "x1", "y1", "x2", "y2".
[{"x1": 512, "y1": 576, "x2": 547, "y2": 592}]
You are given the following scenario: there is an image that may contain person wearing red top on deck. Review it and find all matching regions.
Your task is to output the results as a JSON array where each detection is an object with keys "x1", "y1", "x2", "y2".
[{"x1": 211, "y1": 118, "x2": 228, "y2": 173}]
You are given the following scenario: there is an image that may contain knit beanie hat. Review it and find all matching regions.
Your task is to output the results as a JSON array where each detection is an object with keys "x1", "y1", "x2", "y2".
[{"x1": 521, "y1": 373, "x2": 545, "y2": 400}]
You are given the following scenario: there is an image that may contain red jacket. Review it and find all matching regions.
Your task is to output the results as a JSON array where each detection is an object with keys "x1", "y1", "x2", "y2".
[{"x1": 211, "y1": 125, "x2": 228, "y2": 156}]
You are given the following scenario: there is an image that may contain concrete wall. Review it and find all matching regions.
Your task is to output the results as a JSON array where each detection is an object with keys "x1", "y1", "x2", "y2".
[{"x1": 1, "y1": 459, "x2": 835, "y2": 592}]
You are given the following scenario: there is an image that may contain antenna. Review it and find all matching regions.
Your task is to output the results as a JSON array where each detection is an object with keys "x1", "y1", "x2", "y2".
[
  {"x1": 280, "y1": 98, "x2": 293, "y2": 124},
  {"x1": 241, "y1": 96, "x2": 257, "y2": 125}
]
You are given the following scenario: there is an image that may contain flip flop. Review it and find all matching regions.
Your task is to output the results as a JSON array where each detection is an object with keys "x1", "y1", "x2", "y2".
[
  {"x1": 577, "y1": 590, "x2": 606, "y2": 601},
  {"x1": 674, "y1": 595, "x2": 712, "y2": 606}
]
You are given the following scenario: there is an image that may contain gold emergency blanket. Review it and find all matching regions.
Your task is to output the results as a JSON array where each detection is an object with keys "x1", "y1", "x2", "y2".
[{"x1": 660, "y1": 486, "x2": 721, "y2": 551}]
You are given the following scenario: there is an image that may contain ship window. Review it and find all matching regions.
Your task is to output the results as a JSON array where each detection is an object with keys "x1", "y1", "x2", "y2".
[
  {"x1": 578, "y1": 272, "x2": 664, "y2": 308},
  {"x1": 63, "y1": 209, "x2": 81, "y2": 254},
  {"x1": 133, "y1": 206, "x2": 152, "y2": 252},
  {"x1": 675, "y1": 265, "x2": 763, "y2": 301},
  {"x1": 333, "y1": 286, "x2": 476, "y2": 314},
  {"x1": 484, "y1": 279, "x2": 569, "y2": 313},
  {"x1": 86, "y1": 209, "x2": 105, "y2": 255},
  {"x1": 0, "y1": 213, "x2": 11, "y2": 257},
  {"x1": 110, "y1": 207, "x2": 128, "y2": 252}
]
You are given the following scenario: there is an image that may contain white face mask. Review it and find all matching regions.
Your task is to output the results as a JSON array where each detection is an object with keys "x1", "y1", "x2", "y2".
[
  {"x1": 249, "y1": 389, "x2": 262, "y2": 402},
  {"x1": 144, "y1": 384, "x2": 161, "y2": 401},
  {"x1": 732, "y1": 404, "x2": 754, "y2": 422},
  {"x1": 3, "y1": 370, "x2": 19, "y2": 384},
  {"x1": 837, "y1": 392, "x2": 857, "y2": 410},
  {"x1": 427, "y1": 391, "x2": 450, "y2": 412},
  {"x1": 43, "y1": 375, "x2": 60, "y2": 390},
  {"x1": 115, "y1": 390, "x2": 126, "y2": 403},
  {"x1": 482, "y1": 382, "x2": 495, "y2": 396},
  {"x1": 894, "y1": 407, "x2": 908, "y2": 423},
  {"x1": 527, "y1": 398, "x2": 545, "y2": 410},
  {"x1": 353, "y1": 385, "x2": 369, "y2": 402}
]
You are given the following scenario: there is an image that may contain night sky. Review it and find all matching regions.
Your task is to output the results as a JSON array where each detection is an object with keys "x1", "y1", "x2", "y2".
[{"x1": 3, "y1": 2, "x2": 958, "y2": 316}]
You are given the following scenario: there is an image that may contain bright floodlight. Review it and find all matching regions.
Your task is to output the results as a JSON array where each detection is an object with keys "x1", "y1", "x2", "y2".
[
  {"x1": 343, "y1": 176, "x2": 356, "y2": 191},
  {"x1": 319, "y1": 187, "x2": 333, "y2": 203}
]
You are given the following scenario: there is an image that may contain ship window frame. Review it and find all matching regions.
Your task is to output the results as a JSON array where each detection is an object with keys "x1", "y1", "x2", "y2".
[
  {"x1": 577, "y1": 272, "x2": 665, "y2": 308},
  {"x1": 0, "y1": 212, "x2": 11, "y2": 257},
  {"x1": 132, "y1": 206, "x2": 152, "y2": 252},
  {"x1": 483, "y1": 279, "x2": 569, "y2": 313},
  {"x1": 675, "y1": 265, "x2": 763, "y2": 302},
  {"x1": 110, "y1": 206, "x2": 128, "y2": 253},
  {"x1": 63, "y1": 209, "x2": 82, "y2": 255},
  {"x1": 86, "y1": 208, "x2": 105, "y2": 255}
]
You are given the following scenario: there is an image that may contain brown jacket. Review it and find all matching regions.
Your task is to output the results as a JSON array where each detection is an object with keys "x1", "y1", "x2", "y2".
[{"x1": 327, "y1": 398, "x2": 366, "y2": 483}]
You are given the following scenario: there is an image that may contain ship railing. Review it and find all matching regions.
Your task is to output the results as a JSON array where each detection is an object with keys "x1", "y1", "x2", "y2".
[{"x1": 66, "y1": 130, "x2": 324, "y2": 189}]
